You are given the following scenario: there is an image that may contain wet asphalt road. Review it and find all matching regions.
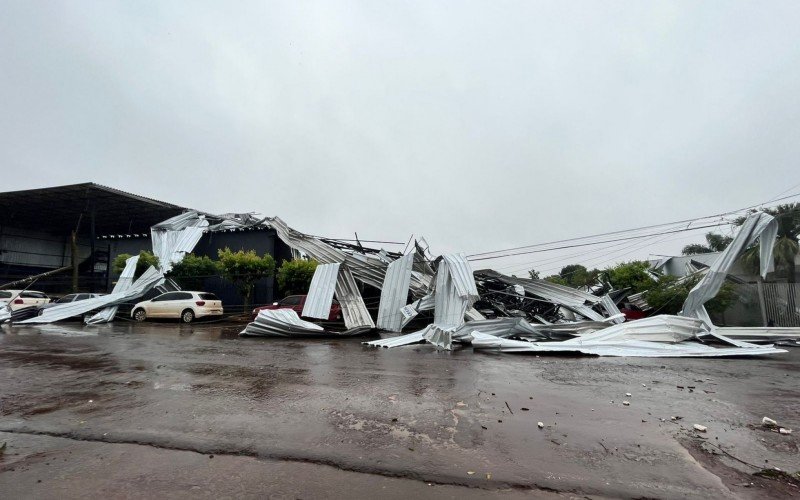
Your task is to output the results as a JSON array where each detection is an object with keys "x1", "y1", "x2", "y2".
[{"x1": 0, "y1": 322, "x2": 799, "y2": 499}]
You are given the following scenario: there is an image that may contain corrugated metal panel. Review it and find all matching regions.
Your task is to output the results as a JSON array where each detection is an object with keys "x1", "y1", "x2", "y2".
[
  {"x1": 240, "y1": 309, "x2": 325, "y2": 337},
  {"x1": 377, "y1": 253, "x2": 414, "y2": 331},
  {"x1": 345, "y1": 253, "x2": 388, "y2": 289},
  {"x1": 85, "y1": 255, "x2": 140, "y2": 324},
  {"x1": 21, "y1": 266, "x2": 164, "y2": 324},
  {"x1": 433, "y1": 254, "x2": 479, "y2": 329},
  {"x1": 471, "y1": 316, "x2": 787, "y2": 357},
  {"x1": 441, "y1": 254, "x2": 479, "y2": 298},
  {"x1": 477, "y1": 270, "x2": 601, "y2": 307},
  {"x1": 336, "y1": 265, "x2": 375, "y2": 329},
  {"x1": 682, "y1": 212, "x2": 777, "y2": 319},
  {"x1": 151, "y1": 214, "x2": 208, "y2": 273},
  {"x1": 363, "y1": 329, "x2": 428, "y2": 348},
  {"x1": 302, "y1": 263, "x2": 340, "y2": 319},
  {"x1": 715, "y1": 326, "x2": 800, "y2": 342},
  {"x1": 267, "y1": 217, "x2": 348, "y2": 264},
  {"x1": 600, "y1": 295, "x2": 624, "y2": 324},
  {"x1": 423, "y1": 325, "x2": 454, "y2": 350},
  {"x1": 452, "y1": 317, "x2": 547, "y2": 341}
]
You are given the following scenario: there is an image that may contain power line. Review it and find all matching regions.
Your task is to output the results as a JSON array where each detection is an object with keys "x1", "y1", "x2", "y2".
[
  {"x1": 468, "y1": 222, "x2": 729, "y2": 262},
  {"x1": 466, "y1": 190, "x2": 800, "y2": 260}
]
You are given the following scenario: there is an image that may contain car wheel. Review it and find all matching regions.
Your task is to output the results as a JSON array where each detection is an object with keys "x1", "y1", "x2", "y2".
[
  {"x1": 181, "y1": 309, "x2": 195, "y2": 324},
  {"x1": 37, "y1": 308, "x2": 45, "y2": 316},
  {"x1": 133, "y1": 309, "x2": 147, "y2": 322}
]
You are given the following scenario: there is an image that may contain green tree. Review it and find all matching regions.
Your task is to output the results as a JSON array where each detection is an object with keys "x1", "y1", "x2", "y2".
[
  {"x1": 681, "y1": 232, "x2": 733, "y2": 255},
  {"x1": 216, "y1": 248, "x2": 276, "y2": 311},
  {"x1": 706, "y1": 233, "x2": 733, "y2": 252},
  {"x1": 557, "y1": 264, "x2": 600, "y2": 288},
  {"x1": 528, "y1": 269, "x2": 541, "y2": 280},
  {"x1": 168, "y1": 253, "x2": 218, "y2": 290},
  {"x1": 544, "y1": 275, "x2": 569, "y2": 286},
  {"x1": 601, "y1": 261, "x2": 657, "y2": 294},
  {"x1": 645, "y1": 274, "x2": 735, "y2": 315},
  {"x1": 276, "y1": 259, "x2": 318, "y2": 296},
  {"x1": 112, "y1": 250, "x2": 159, "y2": 278}
]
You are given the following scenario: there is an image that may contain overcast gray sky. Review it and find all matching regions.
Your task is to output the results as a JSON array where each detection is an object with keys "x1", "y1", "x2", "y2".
[{"x1": 2, "y1": 1, "x2": 799, "y2": 275}]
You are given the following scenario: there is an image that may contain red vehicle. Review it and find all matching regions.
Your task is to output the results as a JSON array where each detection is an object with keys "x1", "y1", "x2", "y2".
[
  {"x1": 619, "y1": 303, "x2": 647, "y2": 321},
  {"x1": 251, "y1": 295, "x2": 342, "y2": 321}
]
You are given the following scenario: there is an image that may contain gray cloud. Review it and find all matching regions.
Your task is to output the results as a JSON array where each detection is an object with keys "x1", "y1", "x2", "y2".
[{"x1": 2, "y1": 1, "x2": 799, "y2": 274}]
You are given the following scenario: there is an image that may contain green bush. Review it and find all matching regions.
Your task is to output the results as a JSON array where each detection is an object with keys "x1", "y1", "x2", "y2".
[
  {"x1": 277, "y1": 259, "x2": 318, "y2": 296},
  {"x1": 217, "y1": 248, "x2": 276, "y2": 310},
  {"x1": 112, "y1": 250, "x2": 160, "y2": 278},
  {"x1": 168, "y1": 253, "x2": 218, "y2": 290}
]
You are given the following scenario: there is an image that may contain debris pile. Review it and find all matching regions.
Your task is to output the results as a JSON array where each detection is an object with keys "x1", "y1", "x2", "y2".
[{"x1": 2, "y1": 208, "x2": 798, "y2": 358}]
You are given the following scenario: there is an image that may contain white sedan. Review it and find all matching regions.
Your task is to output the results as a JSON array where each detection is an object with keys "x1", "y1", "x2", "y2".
[
  {"x1": 131, "y1": 291, "x2": 223, "y2": 323},
  {"x1": 0, "y1": 290, "x2": 51, "y2": 311}
]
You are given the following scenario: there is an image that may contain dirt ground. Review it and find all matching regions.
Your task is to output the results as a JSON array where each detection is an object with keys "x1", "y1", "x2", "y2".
[{"x1": 1, "y1": 321, "x2": 799, "y2": 499}]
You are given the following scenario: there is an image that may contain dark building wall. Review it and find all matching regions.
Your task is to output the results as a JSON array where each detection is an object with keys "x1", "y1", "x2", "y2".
[
  {"x1": 105, "y1": 228, "x2": 292, "y2": 310},
  {"x1": 0, "y1": 224, "x2": 109, "y2": 294}
]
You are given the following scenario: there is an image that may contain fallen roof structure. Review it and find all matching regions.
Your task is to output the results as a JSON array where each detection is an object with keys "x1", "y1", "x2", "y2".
[
  {"x1": 20, "y1": 265, "x2": 164, "y2": 324},
  {"x1": 681, "y1": 212, "x2": 778, "y2": 320},
  {"x1": 240, "y1": 309, "x2": 372, "y2": 337},
  {"x1": 469, "y1": 316, "x2": 787, "y2": 357},
  {"x1": 10, "y1": 203, "x2": 796, "y2": 360}
]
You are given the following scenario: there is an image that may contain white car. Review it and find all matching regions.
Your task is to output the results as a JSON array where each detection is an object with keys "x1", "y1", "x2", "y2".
[
  {"x1": 0, "y1": 290, "x2": 51, "y2": 311},
  {"x1": 131, "y1": 291, "x2": 223, "y2": 323}
]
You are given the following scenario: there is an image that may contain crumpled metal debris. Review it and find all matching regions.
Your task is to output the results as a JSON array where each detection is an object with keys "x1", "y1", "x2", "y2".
[
  {"x1": 20, "y1": 266, "x2": 164, "y2": 324},
  {"x1": 240, "y1": 309, "x2": 371, "y2": 337},
  {"x1": 469, "y1": 315, "x2": 786, "y2": 357},
  {"x1": 240, "y1": 309, "x2": 326, "y2": 337},
  {"x1": 681, "y1": 212, "x2": 777, "y2": 320}
]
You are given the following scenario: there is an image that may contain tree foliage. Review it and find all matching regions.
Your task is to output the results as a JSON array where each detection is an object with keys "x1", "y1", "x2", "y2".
[
  {"x1": 557, "y1": 264, "x2": 599, "y2": 288},
  {"x1": 544, "y1": 275, "x2": 569, "y2": 286},
  {"x1": 112, "y1": 250, "x2": 160, "y2": 278},
  {"x1": 602, "y1": 261, "x2": 656, "y2": 294},
  {"x1": 681, "y1": 232, "x2": 733, "y2": 255},
  {"x1": 168, "y1": 253, "x2": 218, "y2": 290},
  {"x1": 276, "y1": 259, "x2": 318, "y2": 296},
  {"x1": 216, "y1": 248, "x2": 276, "y2": 310},
  {"x1": 645, "y1": 275, "x2": 735, "y2": 315},
  {"x1": 528, "y1": 269, "x2": 540, "y2": 280}
]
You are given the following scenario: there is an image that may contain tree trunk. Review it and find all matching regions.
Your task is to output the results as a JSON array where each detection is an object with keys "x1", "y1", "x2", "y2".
[{"x1": 242, "y1": 286, "x2": 252, "y2": 316}]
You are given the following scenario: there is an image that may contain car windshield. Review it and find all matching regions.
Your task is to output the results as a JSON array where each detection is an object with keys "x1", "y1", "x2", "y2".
[
  {"x1": 0, "y1": 291, "x2": 11, "y2": 298},
  {"x1": 199, "y1": 293, "x2": 218, "y2": 300},
  {"x1": 56, "y1": 295, "x2": 76, "y2": 303}
]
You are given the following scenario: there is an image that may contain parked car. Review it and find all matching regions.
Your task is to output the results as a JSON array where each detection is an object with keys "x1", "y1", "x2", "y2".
[
  {"x1": 0, "y1": 290, "x2": 51, "y2": 311},
  {"x1": 37, "y1": 293, "x2": 105, "y2": 316},
  {"x1": 251, "y1": 294, "x2": 342, "y2": 321},
  {"x1": 131, "y1": 291, "x2": 223, "y2": 323}
]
